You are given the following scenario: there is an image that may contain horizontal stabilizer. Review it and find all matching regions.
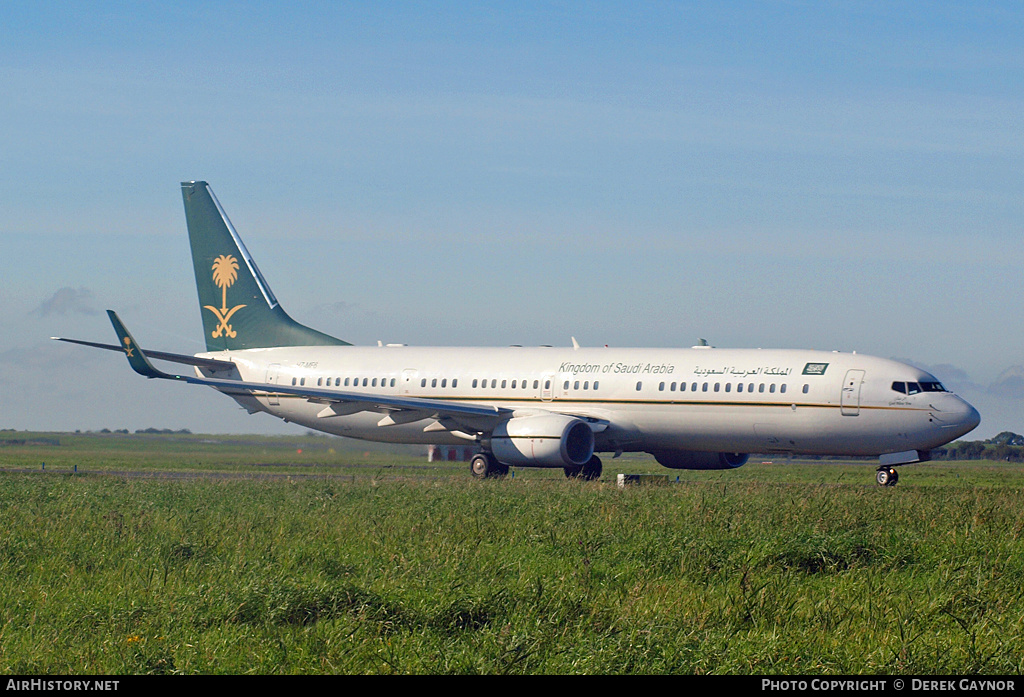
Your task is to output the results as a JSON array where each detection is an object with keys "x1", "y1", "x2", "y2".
[{"x1": 51, "y1": 336, "x2": 236, "y2": 371}]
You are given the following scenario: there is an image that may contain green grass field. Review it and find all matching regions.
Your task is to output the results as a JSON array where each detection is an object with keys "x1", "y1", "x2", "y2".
[{"x1": 1, "y1": 431, "x2": 1023, "y2": 674}]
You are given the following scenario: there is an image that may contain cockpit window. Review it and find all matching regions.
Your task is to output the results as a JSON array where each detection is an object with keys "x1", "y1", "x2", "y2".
[{"x1": 892, "y1": 380, "x2": 948, "y2": 395}]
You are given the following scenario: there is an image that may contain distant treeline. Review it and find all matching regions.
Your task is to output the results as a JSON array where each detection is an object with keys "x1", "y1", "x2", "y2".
[
  {"x1": 933, "y1": 431, "x2": 1024, "y2": 462},
  {"x1": 0, "y1": 437, "x2": 61, "y2": 447},
  {"x1": 75, "y1": 428, "x2": 194, "y2": 435}
]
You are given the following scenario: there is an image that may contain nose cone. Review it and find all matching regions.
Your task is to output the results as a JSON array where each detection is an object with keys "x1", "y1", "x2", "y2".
[
  {"x1": 945, "y1": 397, "x2": 981, "y2": 440},
  {"x1": 962, "y1": 402, "x2": 982, "y2": 434}
]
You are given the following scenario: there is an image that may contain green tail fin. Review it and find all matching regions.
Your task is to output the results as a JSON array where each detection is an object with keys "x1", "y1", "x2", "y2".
[{"x1": 180, "y1": 181, "x2": 350, "y2": 351}]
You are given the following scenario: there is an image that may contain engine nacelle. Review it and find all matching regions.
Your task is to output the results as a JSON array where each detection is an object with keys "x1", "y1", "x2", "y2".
[
  {"x1": 651, "y1": 450, "x2": 749, "y2": 470},
  {"x1": 489, "y1": 414, "x2": 595, "y2": 468}
]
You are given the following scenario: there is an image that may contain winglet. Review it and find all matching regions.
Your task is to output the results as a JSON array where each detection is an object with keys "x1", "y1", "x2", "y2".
[{"x1": 106, "y1": 310, "x2": 174, "y2": 379}]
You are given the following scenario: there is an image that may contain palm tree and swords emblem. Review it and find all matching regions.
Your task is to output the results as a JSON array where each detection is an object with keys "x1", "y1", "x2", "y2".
[{"x1": 203, "y1": 254, "x2": 247, "y2": 339}]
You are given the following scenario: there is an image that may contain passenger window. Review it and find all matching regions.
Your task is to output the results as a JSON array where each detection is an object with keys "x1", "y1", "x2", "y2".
[
  {"x1": 594, "y1": 381, "x2": 599, "y2": 390},
  {"x1": 501, "y1": 380, "x2": 507, "y2": 389},
  {"x1": 702, "y1": 383, "x2": 708, "y2": 392},
  {"x1": 574, "y1": 381, "x2": 580, "y2": 390},
  {"x1": 636, "y1": 382, "x2": 643, "y2": 391},
  {"x1": 583, "y1": 381, "x2": 589, "y2": 390},
  {"x1": 441, "y1": 379, "x2": 447, "y2": 388},
  {"x1": 714, "y1": 383, "x2": 720, "y2": 392},
  {"x1": 291, "y1": 378, "x2": 297, "y2": 386},
  {"x1": 564, "y1": 381, "x2": 570, "y2": 390},
  {"x1": 421, "y1": 378, "x2": 427, "y2": 387},
  {"x1": 491, "y1": 379, "x2": 497, "y2": 388},
  {"x1": 769, "y1": 384, "x2": 775, "y2": 393},
  {"x1": 802, "y1": 384, "x2": 809, "y2": 394},
  {"x1": 451, "y1": 379, "x2": 456, "y2": 388},
  {"x1": 725, "y1": 383, "x2": 731, "y2": 393},
  {"x1": 780, "y1": 384, "x2": 787, "y2": 394},
  {"x1": 659, "y1": 382, "x2": 665, "y2": 391},
  {"x1": 372, "y1": 378, "x2": 378, "y2": 387}
]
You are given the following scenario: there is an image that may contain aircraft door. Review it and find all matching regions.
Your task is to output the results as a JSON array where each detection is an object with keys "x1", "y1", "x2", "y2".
[
  {"x1": 265, "y1": 363, "x2": 281, "y2": 406},
  {"x1": 540, "y1": 373, "x2": 555, "y2": 402},
  {"x1": 841, "y1": 369, "x2": 865, "y2": 416}
]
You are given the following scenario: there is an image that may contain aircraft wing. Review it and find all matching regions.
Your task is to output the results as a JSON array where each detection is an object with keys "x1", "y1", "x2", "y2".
[{"x1": 93, "y1": 311, "x2": 510, "y2": 434}]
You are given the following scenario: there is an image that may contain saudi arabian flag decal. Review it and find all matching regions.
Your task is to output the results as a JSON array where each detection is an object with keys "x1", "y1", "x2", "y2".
[{"x1": 802, "y1": 362, "x2": 830, "y2": 376}]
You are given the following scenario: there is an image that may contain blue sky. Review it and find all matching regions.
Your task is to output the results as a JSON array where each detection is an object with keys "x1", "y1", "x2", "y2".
[{"x1": 2, "y1": 1, "x2": 1021, "y2": 437}]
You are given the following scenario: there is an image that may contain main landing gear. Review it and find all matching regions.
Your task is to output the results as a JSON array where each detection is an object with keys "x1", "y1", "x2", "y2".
[
  {"x1": 469, "y1": 453, "x2": 604, "y2": 481},
  {"x1": 469, "y1": 453, "x2": 509, "y2": 479},
  {"x1": 875, "y1": 466, "x2": 899, "y2": 487},
  {"x1": 564, "y1": 455, "x2": 602, "y2": 481}
]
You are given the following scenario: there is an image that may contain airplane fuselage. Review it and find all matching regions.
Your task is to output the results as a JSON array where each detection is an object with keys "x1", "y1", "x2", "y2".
[{"x1": 201, "y1": 344, "x2": 979, "y2": 462}]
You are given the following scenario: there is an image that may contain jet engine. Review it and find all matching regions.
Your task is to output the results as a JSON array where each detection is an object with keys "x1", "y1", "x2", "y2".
[
  {"x1": 488, "y1": 414, "x2": 595, "y2": 468},
  {"x1": 650, "y1": 450, "x2": 749, "y2": 470}
]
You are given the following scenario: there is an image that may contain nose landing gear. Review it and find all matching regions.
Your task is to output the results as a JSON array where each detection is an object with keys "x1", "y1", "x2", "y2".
[{"x1": 875, "y1": 466, "x2": 899, "y2": 487}]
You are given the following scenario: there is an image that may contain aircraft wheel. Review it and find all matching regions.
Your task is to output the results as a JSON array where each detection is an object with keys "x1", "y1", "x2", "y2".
[
  {"x1": 470, "y1": 453, "x2": 506, "y2": 479},
  {"x1": 875, "y1": 467, "x2": 898, "y2": 487},
  {"x1": 565, "y1": 456, "x2": 602, "y2": 481}
]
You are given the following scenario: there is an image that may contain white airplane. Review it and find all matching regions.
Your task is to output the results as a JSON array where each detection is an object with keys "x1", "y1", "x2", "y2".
[{"x1": 57, "y1": 182, "x2": 980, "y2": 486}]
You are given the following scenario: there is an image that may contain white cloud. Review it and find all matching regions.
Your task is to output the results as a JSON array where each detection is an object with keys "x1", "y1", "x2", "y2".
[{"x1": 34, "y1": 287, "x2": 98, "y2": 317}]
